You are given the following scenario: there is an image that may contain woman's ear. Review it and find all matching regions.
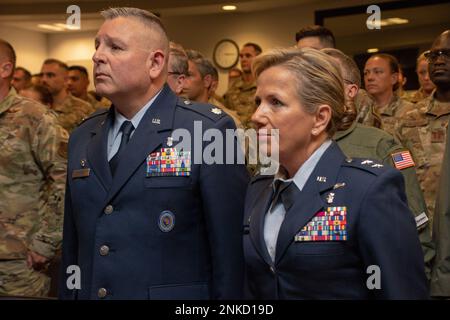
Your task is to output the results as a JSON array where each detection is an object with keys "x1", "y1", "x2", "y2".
[{"x1": 312, "y1": 104, "x2": 332, "y2": 136}]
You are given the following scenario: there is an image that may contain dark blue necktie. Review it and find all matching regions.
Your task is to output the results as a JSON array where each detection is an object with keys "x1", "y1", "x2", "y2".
[
  {"x1": 109, "y1": 121, "x2": 134, "y2": 176},
  {"x1": 271, "y1": 180, "x2": 299, "y2": 212}
]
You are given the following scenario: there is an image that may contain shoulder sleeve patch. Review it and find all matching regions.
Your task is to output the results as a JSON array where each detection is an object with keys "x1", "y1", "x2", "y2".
[{"x1": 391, "y1": 150, "x2": 415, "y2": 170}]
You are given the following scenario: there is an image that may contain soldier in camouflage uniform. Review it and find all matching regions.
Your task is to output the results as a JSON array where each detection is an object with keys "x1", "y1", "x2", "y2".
[
  {"x1": 360, "y1": 54, "x2": 415, "y2": 138},
  {"x1": 428, "y1": 30, "x2": 450, "y2": 298},
  {"x1": 322, "y1": 48, "x2": 434, "y2": 279},
  {"x1": 67, "y1": 65, "x2": 111, "y2": 111},
  {"x1": 0, "y1": 39, "x2": 68, "y2": 297},
  {"x1": 399, "y1": 32, "x2": 450, "y2": 231},
  {"x1": 224, "y1": 43, "x2": 262, "y2": 129},
  {"x1": 403, "y1": 52, "x2": 435, "y2": 104},
  {"x1": 41, "y1": 59, "x2": 95, "y2": 133}
]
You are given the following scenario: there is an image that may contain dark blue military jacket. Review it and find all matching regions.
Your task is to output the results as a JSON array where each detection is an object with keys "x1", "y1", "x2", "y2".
[
  {"x1": 243, "y1": 142, "x2": 429, "y2": 299},
  {"x1": 59, "y1": 85, "x2": 249, "y2": 300}
]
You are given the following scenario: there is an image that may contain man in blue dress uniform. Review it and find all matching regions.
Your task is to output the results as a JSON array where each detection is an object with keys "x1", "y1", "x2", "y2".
[{"x1": 59, "y1": 7, "x2": 249, "y2": 300}]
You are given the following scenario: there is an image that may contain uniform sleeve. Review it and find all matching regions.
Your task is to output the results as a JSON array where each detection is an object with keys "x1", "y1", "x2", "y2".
[
  {"x1": 377, "y1": 138, "x2": 435, "y2": 280},
  {"x1": 58, "y1": 178, "x2": 79, "y2": 300},
  {"x1": 199, "y1": 115, "x2": 250, "y2": 299},
  {"x1": 430, "y1": 125, "x2": 450, "y2": 297},
  {"x1": 28, "y1": 112, "x2": 69, "y2": 259},
  {"x1": 357, "y1": 168, "x2": 429, "y2": 299}
]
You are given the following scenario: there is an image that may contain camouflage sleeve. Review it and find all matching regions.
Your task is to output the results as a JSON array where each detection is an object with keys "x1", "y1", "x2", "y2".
[
  {"x1": 29, "y1": 111, "x2": 69, "y2": 259},
  {"x1": 377, "y1": 136, "x2": 435, "y2": 280}
]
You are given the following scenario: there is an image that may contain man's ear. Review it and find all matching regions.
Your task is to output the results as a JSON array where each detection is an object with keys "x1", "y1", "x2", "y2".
[
  {"x1": 0, "y1": 61, "x2": 13, "y2": 79},
  {"x1": 148, "y1": 50, "x2": 166, "y2": 80},
  {"x1": 346, "y1": 84, "x2": 359, "y2": 100},
  {"x1": 391, "y1": 72, "x2": 399, "y2": 87},
  {"x1": 311, "y1": 104, "x2": 332, "y2": 137},
  {"x1": 175, "y1": 74, "x2": 185, "y2": 95},
  {"x1": 203, "y1": 74, "x2": 213, "y2": 90}
]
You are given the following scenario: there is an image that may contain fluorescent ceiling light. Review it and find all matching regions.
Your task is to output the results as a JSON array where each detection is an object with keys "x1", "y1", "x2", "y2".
[
  {"x1": 55, "y1": 23, "x2": 80, "y2": 30},
  {"x1": 367, "y1": 48, "x2": 379, "y2": 53},
  {"x1": 367, "y1": 17, "x2": 409, "y2": 28},
  {"x1": 38, "y1": 24, "x2": 64, "y2": 31},
  {"x1": 222, "y1": 5, "x2": 237, "y2": 11}
]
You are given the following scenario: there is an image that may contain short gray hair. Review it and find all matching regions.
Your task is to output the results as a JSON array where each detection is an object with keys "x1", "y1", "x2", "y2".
[
  {"x1": 321, "y1": 48, "x2": 361, "y2": 87},
  {"x1": 185, "y1": 49, "x2": 217, "y2": 80},
  {"x1": 101, "y1": 7, "x2": 169, "y2": 53}
]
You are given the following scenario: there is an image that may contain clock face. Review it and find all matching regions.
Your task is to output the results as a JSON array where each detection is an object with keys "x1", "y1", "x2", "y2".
[{"x1": 213, "y1": 39, "x2": 239, "y2": 70}]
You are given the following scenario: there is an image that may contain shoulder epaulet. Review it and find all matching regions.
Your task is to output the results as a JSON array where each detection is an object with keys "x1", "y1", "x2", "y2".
[
  {"x1": 342, "y1": 157, "x2": 387, "y2": 176},
  {"x1": 78, "y1": 108, "x2": 109, "y2": 126},
  {"x1": 250, "y1": 173, "x2": 274, "y2": 184},
  {"x1": 177, "y1": 98, "x2": 227, "y2": 122}
]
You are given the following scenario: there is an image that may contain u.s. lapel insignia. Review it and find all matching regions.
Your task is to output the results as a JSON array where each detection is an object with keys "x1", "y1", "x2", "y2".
[
  {"x1": 80, "y1": 159, "x2": 87, "y2": 167},
  {"x1": 326, "y1": 192, "x2": 335, "y2": 204},
  {"x1": 317, "y1": 176, "x2": 327, "y2": 182},
  {"x1": 167, "y1": 136, "x2": 173, "y2": 147},
  {"x1": 211, "y1": 107, "x2": 222, "y2": 115},
  {"x1": 152, "y1": 118, "x2": 161, "y2": 125}
]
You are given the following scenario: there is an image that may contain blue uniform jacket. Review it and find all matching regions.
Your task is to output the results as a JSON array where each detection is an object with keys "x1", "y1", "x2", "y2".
[
  {"x1": 243, "y1": 142, "x2": 429, "y2": 299},
  {"x1": 59, "y1": 85, "x2": 249, "y2": 299}
]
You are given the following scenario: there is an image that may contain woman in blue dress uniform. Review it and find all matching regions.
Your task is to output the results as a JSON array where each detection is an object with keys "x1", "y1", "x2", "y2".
[{"x1": 243, "y1": 48, "x2": 428, "y2": 299}]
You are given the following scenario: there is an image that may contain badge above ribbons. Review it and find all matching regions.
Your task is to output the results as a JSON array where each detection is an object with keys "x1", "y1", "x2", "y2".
[
  {"x1": 295, "y1": 206, "x2": 347, "y2": 242},
  {"x1": 146, "y1": 147, "x2": 191, "y2": 177}
]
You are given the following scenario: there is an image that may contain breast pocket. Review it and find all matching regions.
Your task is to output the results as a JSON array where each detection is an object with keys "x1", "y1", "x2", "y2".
[
  {"x1": 144, "y1": 176, "x2": 193, "y2": 189},
  {"x1": 294, "y1": 242, "x2": 346, "y2": 256}
]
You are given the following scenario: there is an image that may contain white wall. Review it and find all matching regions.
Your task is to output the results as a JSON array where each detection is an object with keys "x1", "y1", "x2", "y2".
[{"x1": 0, "y1": 26, "x2": 47, "y2": 74}]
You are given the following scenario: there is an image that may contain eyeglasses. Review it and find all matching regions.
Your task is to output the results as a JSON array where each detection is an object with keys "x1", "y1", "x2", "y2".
[
  {"x1": 424, "y1": 49, "x2": 450, "y2": 62},
  {"x1": 168, "y1": 71, "x2": 184, "y2": 76},
  {"x1": 343, "y1": 79, "x2": 354, "y2": 85}
]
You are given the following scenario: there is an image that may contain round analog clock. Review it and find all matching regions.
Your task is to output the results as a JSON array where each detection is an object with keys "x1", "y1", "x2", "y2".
[{"x1": 213, "y1": 39, "x2": 240, "y2": 70}]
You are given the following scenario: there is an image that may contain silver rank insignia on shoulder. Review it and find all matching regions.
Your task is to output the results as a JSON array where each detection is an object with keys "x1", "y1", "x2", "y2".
[
  {"x1": 167, "y1": 136, "x2": 173, "y2": 147},
  {"x1": 184, "y1": 100, "x2": 191, "y2": 105},
  {"x1": 211, "y1": 107, "x2": 222, "y2": 115},
  {"x1": 152, "y1": 118, "x2": 161, "y2": 125},
  {"x1": 361, "y1": 160, "x2": 373, "y2": 165},
  {"x1": 317, "y1": 176, "x2": 327, "y2": 182},
  {"x1": 326, "y1": 192, "x2": 335, "y2": 204},
  {"x1": 372, "y1": 164, "x2": 384, "y2": 168},
  {"x1": 333, "y1": 182, "x2": 346, "y2": 190}
]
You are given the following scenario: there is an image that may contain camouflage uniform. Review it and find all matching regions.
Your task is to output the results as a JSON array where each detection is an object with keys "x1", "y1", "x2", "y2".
[
  {"x1": 431, "y1": 123, "x2": 450, "y2": 297},
  {"x1": 0, "y1": 88, "x2": 68, "y2": 297},
  {"x1": 403, "y1": 88, "x2": 430, "y2": 104},
  {"x1": 223, "y1": 77, "x2": 257, "y2": 129},
  {"x1": 52, "y1": 93, "x2": 95, "y2": 133},
  {"x1": 398, "y1": 92, "x2": 450, "y2": 225},
  {"x1": 335, "y1": 122, "x2": 435, "y2": 279},
  {"x1": 85, "y1": 93, "x2": 110, "y2": 110},
  {"x1": 356, "y1": 93, "x2": 415, "y2": 138}
]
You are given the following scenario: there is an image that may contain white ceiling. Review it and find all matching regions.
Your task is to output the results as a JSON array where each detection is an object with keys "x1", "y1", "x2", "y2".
[{"x1": 0, "y1": 0, "x2": 314, "y2": 33}]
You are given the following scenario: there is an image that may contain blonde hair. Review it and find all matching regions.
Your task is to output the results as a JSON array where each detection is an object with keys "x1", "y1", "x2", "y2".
[{"x1": 252, "y1": 47, "x2": 345, "y2": 136}]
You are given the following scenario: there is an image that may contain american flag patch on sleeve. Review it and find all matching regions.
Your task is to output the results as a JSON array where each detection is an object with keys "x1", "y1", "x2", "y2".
[{"x1": 391, "y1": 150, "x2": 415, "y2": 170}]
